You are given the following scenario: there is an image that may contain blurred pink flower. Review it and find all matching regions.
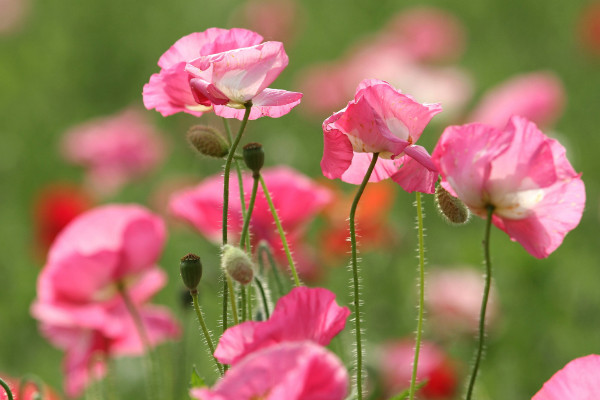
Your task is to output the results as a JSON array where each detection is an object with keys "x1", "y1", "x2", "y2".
[
  {"x1": 169, "y1": 166, "x2": 332, "y2": 279},
  {"x1": 186, "y1": 41, "x2": 302, "y2": 120},
  {"x1": 230, "y1": 0, "x2": 303, "y2": 44},
  {"x1": 432, "y1": 116, "x2": 585, "y2": 258},
  {"x1": 378, "y1": 340, "x2": 458, "y2": 399},
  {"x1": 0, "y1": 374, "x2": 61, "y2": 400},
  {"x1": 31, "y1": 205, "x2": 180, "y2": 397},
  {"x1": 321, "y1": 79, "x2": 441, "y2": 193},
  {"x1": 33, "y1": 183, "x2": 93, "y2": 255},
  {"x1": 426, "y1": 267, "x2": 499, "y2": 334},
  {"x1": 214, "y1": 287, "x2": 350, "y2": 365},
  {"x1": 61, "y1": 109, "x2": 166, "y2": 197},
  {"x1": 533, "y1": 354, "x2": 600, "y2": 399},
  {"x1": 468, "y1": 72, "x2": 565, "y2": 129},
  {"x1": 191, "y1": 341, "x2": 348, "y2": 400},
  {"x1": 143, "y1": 28, "x2": 264, "y2": 117},
  {"x1": 0, "y1": 0, "x2": 29, "y2": 35}
]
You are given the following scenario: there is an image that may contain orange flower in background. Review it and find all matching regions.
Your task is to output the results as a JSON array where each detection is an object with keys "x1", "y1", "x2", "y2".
[
  {"x1": 33, "y1": 183, "x2": 92, "y2": 255},
  {"x1": 578, "y1": 2, "x2": 600, "y2": 56},
  {"x1": 320, "y1": 180, "x2": 397, "y2": 262}
]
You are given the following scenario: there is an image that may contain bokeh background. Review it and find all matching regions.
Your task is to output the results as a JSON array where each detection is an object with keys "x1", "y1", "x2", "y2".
[{"x1": 1, "y1": 0, "x2": 600, "y2": 398}]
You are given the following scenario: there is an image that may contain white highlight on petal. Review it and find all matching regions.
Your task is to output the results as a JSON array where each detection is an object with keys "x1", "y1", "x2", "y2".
[{"x1": 493, "y1": 188, "x2": 545, "y2": 219}]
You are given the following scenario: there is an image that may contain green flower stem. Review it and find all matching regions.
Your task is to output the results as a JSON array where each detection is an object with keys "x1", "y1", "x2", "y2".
[
  {"x1": 239, "y1": 175, "x2": 260, "y2": 248},
  {"x1": 247, "y1": 281, "x2": 254, "y2": 321},
  {"x1": 221, "y1": 104, "x2": 252, "y2": 337},
  {"x1": 258, "y1": 241, "x2": 284, "y2": 297},
  {"x1": 349, "y1": 152, "x2": 379, "y2": 400},
  {"x1": 226, "y1": 274, "x2": 239, "y2": 326},
  {"x1": 191, "y1": 290, "x2": 224, "y2": 376},
  {"x1": 240, "y1": 286, "x2": 247, "y2": 323},
  {"x1": 259, "y1": 175, "x2": 301, "y2": 287},
  {"x1": 409, "y1": 192, "x2": 426, "y2": 400},
  {"x1": 254, "y1": 277, "x2": 271, "y2": 319},
  {"x1": 0, "y1": 377, "x2": 14, "y2": 400},
  {"x1": 118, "y1": 284, "x2": 157, "y2": 400},
  {"x1": 465, "y1": 205, "x2": 495, "y2": 400}
]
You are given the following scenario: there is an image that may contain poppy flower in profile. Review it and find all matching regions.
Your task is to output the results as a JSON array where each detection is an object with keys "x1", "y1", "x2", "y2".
[
  {"x1": 185, "y1": 40, "x2": 303, "y2": 120},
  {"x1": 214, "y1": 287, "x2": 350, "y2": 365},
  {"x1": 533, "y1": 354, "x2": 600, "y2": 399},
  {"x1": 169, "y1": 166, "x2": 332, "y2": 279},
  {"x1": 31, "y1": 204, "x2": 180, "y2": 397},
  {"x1": 321, "y1": 79, "x2": 441, "y2": 193},
  {"x1": 191, "y1": 341, "x2": 348, "y2": 400},
  {"x1": 33, "y1": 183, "x2": 92, "y2": 254},
  {"x1": 378, "y1": 340, "x2": 458, "y2": 399},
  {"x1": 432, "y1": 115, "x2": 585, "y2": 258}
]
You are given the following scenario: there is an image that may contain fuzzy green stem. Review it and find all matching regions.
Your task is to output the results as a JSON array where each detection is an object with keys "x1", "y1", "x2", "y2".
[
  {"x1": 226, "y1": 274, "x2": 239, "y2": 326},
  {"x1": 259, "y1": 175, "x2": 301, "y2": 287},
  {"x1": 191, "y1": 290, "x2": 224, "y2": 376},
  {"x1": 221, "y1": 104, "x2": 252, "y2": 338},
  {"x1": 465, "y1": 205, "x2": 495, "y2": 400},
  {"x1": 254, "y1": 277, "x2": 271, "y2": 320},
  {"x1": 0, "y1": 377, "x2": 14, "y2": 400},
  {"x1": 409, "y1": 192, "x2": 426, "y2": 400},
  {"x1": 349, "y1": 152, "x2": 379, "y2": 400},
  {"x1": 240, "y1": 175, "x2": 260, "y2": 248},
  {"x1": 258, "y1": 241, "x2": 284, "y2": 297},
  {"x1": 240, "y1": 286, "x2": 247, "y2": 323}
]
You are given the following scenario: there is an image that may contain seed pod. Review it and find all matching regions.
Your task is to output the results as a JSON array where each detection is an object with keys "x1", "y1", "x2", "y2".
[
  {"x1": 221, "y1": 245, "x2": 255, "y2": 285},
  {"x1": 243, "y1": 142, "x2": 264, "y2": 177},
  {"x1": 435, "y1": 183, "x2": 470, "y2": 225},
  {"x1": 186, "y1": 125, "x2": 229, "y2": 158},
  {"x1": 180, "y1": 253, "x2": 203, "y2": 292}
]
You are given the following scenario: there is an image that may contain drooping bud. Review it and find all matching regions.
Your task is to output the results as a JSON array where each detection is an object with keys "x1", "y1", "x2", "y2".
[
  {"x1": 221, "y1": 244, "x2": 255, "y2": 285},
  {"x1": 186, "y1": 125, "x2": 229, "y2": 158},
  {"x1": 180, "y1": 253, "x2": 203, "y2": 292},
  {"x1": 435, "y1": 183, "x2": 470, "y2": 225},
  {"x1": 243, "y1": 142, "x2": 264, "y2": 177}
]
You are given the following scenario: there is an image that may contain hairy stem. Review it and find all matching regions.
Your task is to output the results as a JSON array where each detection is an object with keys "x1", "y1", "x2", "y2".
[{"x1": 191, "y1": 291, "x2": 224, "y2": 376}]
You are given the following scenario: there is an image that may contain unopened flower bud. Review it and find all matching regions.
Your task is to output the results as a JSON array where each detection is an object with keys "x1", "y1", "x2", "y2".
[
  {"x1": 243, "y1": 142, "x2": 264, "y2": 177},
  {"x1": 180, "y1": 253, "x2": 203, "y2": 292},
  {"x1": 187, "y1": 125, "x2": 229, "y2": 158},
  {"x1": 221, "y1": 244, "x2": 254, "y2": 285},
  {"x1": 435, "y1": 183, "x2": 470, "y2": 225}
]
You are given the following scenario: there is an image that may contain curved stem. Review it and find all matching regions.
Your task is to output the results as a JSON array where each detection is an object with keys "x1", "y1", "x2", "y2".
[
  {"x1": 240, "y1": 175, "x2": 260, "y2": 248},
  {"x1": 409, "y1": 192, "x2": 426, "y2": 400},
  {"x1": 259, "y1": 175, "x2": 301, "y2": 287},
  {"x1": 221, "y1": 104, "x2": 252, "y2": 337},
  {"x1": 465, "y1": 205, "x2": 495, "y2": 400},
  {"x1": 254, "y1": 277, "x2": 271, "y2": 320},
  {"x1": 191, "y1": 291, "x2": 224, "y2": 376},
  {"x1": 349, "y1": 152, "x2": 379, "y2": 400},
  {"x1": 0, "y1": 377, "x2": 14, "y2": 400}
]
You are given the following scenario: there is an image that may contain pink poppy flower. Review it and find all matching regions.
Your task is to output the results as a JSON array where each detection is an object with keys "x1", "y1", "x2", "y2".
[
  {"x1": 378, "y1": 340, "x2": 458, "y2": 399},
  {"x1": 425, "y1": 267, "x2": 499, "y2": 334},
  {"x1": 533, "y1": 354, "x2": 600, "y2": 399},
  {"x1": 61, "y1": 109, "x2": 166, "y2": 197},
  {"x1": 185, "y1": 40, "x2": 302, "y2": 120},
  {"x1": 321, "y1": 79, "x2": 442, "y2": 193},
  {"x1": 432, "y1": 115, "x2": 585, "y2": 258},
  {"x1": 230, "y1": 0, "x2": 304, "y2": 44},
  {"x1": 468, "y1": 72, "x2": 565, "y2": 129},
  {"x1": 143, "y1": 28, "x2": 264, "y2": 117},
  {"x1": 169, "y1": 166, "x2": 332, "y2": 278},
  {"x1": 214, "y1": 287, "x2": 350, "y2": 365},
  {"x1": 191, "y1": 341, "x2": 349, "y2": 400},
  {"x1": 31, "y1": 204, "x2": 180, "y2": 396}
]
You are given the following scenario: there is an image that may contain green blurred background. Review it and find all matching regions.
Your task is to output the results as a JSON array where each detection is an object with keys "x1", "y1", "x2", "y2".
[{"x1": 1, "y1": 0, "x2": 599, "y2": 398}]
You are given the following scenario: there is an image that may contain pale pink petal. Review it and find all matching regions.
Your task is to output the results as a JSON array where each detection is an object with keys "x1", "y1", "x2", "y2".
[
  {"x1": 215, "y1": 287, "x2": 349, "y2": 365},
  {"x1": 143, "y1": 67, "x2": 208, "y2": 117},
  {"x1": 390, "y1": 154, "x2": 438, "y2": 193},
  {"x1": 62, "y1": 330, "x2": 108, "y2": 398},
  {"x1": 533, "y1": 355, "x2": 600, "y2": 400},
  {"x1": 213, "y1": 89, "x2": 303, "y2": 120},
  {"x1": 340, "y1": 153, "x2": 399, "y2": 184},
  {"x1": 321, "y1": 126, "x2": 354, "y2": 180},
  {"x1": 468, "y1": 72, "x2": 565, "y2": 129},
  {"x1": 189, "y1": 77, "x2": 231, "y2": 106},
  {"x1": 193, "y1": 342, "x2": 348, "y2": 400}
]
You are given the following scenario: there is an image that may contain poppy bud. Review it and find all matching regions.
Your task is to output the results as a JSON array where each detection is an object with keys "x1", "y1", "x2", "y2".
[
  {"x1": 221, "y1": 245, "x2": 254, "y2": 285},
  {"x1": 243, "y1": 142, "x2": 264, "y2": 177},
  {"x1": 435, "y1": 184, "x2": 470, "y2": 225},
  {"x1": 187, "y1": 125, "x2": 229, "y2": 158},
  {"x1": 180, "y1": 253, "x2": 203, "y2": 292}
]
